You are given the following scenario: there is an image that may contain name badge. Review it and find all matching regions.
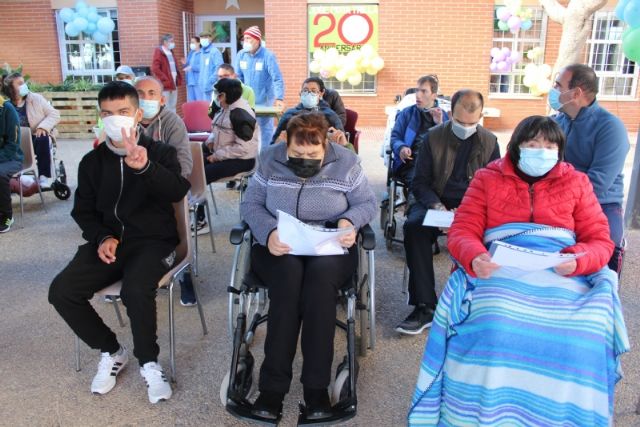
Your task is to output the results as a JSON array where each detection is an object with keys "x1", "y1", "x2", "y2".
[
  {"x1": 205, "y1": 58, "x2": 209, "y2": 66},
  {"x1": 255, "y1": 61, "x2": 264, "y2": 71},
  {"x1": 240, "y1": 60, "x2": 248, "y2": 70}
]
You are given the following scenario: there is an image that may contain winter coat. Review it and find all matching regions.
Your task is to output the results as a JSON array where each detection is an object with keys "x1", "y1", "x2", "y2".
[
  {"x1": 447, "y1": 155, "x2": 614, "y2": 277},
  {"x1": 140, "y1": 106, "x2": 192, "y2": 177},
  {"x1": 21, "y1": 92, "x2": 60, "y2": 137},
  {"x1": 206, "y1": 97, "x2": 259, "y2": 160},
  {"x1": 271, "y1": 99, "x2": 344, "y2": 145},
  {"x1": 0, "y1": 99, "x2": 22, "y2": 163},
  {"x1": 151, "y1": 47, "x2": 183, "y2": 90}
]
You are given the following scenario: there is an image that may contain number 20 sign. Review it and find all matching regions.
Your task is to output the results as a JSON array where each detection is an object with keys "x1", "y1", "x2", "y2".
[{"x1": 308, "y1": 4, "x2": 379, "y2": 53}]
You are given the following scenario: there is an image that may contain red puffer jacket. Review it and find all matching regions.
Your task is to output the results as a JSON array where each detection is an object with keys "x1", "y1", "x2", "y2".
[{"x1": 448, "y1": 155, "x2": 613, "y2": 277}]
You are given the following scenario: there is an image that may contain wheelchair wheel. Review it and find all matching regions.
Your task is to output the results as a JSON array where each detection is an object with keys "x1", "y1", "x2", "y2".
[
  {"x1": 331, "y1": 356, "x2": 359, "y2": 404},
  {"x1": 220, "y1": 350, "x2": 256, "y2": 406},
  {"x1": 379, "y1": 197, "x2": 389, "y2": 231},
  {"x1": 58, "y1": 161, "x2": 67, "y2": 185},
  {"x1": 52, "y1": 181, "x2": 71, "y2": 200},
  {"x1": 384, "y1": 219, "x2": 396, "y2": 250}
]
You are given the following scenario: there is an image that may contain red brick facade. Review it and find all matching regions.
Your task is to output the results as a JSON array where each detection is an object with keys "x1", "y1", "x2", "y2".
[{"x1": 0, "y1": 0, "x2": 638, "y2": 131}]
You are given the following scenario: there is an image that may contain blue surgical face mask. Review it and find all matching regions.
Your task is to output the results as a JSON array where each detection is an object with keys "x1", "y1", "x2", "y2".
[
  {"x1": 140, "y1": 99, "x2": 160, "y2": 119},
  {"x1": 18, "y1": 83, "x2": 29, "y2": 97},
  {"x1": 190, "y1": 43, "x2": 197, "y2": 50},
  {"x1": 200, "y1": 38, "x2": 210, "y2": 48},
  {"x1": 451, "y1": 120, "x2": 477, "y2": 140},
  {"x1": 547, "y1": 87, "x2": 574, "y2": 111},
  {"x1": 168, "y1": 42, "x2": 175, "y2": 50},
  {"x1": 300, "y1": 92, "x2": 319, "y2": 109},
  {"x1": 518, "y1": 147, "x2": 559, "y2": 177}
]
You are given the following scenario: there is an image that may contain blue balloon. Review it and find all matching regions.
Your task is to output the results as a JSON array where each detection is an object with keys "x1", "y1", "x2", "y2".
[
  {"x1": 521, "y1": 19, "x2": 533, "y2": 31},
  {"x1": 92, "y1": 31, "x2": 109, "y2": 45},
  {"x1": 76, "y1": 5, "x2": 89, "y2": 18},
  {"x1": 86, "y1": 22, "x2": 97, "y2": 34},
  {"x1": 73, "y1": 16, "x2": 88, "y2": 31},
  {"x1": 75, "y1": 0, "x2": 88, "y2": 10},
  {"x1": 96, "y1": 17, "x2": 115, "y2": 34},
  {"x1": 616, "y1": 0, "x2": 631, "y2": 20},
  {"x1": 65, "y1": 22, "x2": 81, "y2": 38},
  {"x1": 625, "y1": 1, "x2": 640, "y2": 28},
  {"x1": 87, "y1": 11, "x2": 99, "y2": 23},
  {"x1": 88, "y1": 6, "x2": 98, "y2": 15},
  {"x1": 60, "y1": 7, "x2": 75, "y2": 23}
]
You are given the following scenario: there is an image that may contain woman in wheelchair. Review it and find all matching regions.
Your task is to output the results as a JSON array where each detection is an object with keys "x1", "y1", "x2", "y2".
[{"x1": 240, "y1": 112, "x2": 377, "y2": 421}]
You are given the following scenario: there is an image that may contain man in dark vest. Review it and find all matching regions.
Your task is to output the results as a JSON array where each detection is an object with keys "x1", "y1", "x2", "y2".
[{"x1": 396, "y1": 89, "x2": 500, "y2": 335}]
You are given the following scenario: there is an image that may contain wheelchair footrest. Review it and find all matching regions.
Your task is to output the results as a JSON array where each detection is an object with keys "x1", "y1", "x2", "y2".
[
  {"x1": 226, "y1": 397, "x2": 281, "y2": 425},
  {"x1": 297, "y1": 398, "x2": 357, "y2": 426}
]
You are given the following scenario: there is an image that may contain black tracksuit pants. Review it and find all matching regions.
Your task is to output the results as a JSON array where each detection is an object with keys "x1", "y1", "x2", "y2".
[
  {"x1": 49, "y1": 239, "x2": 174, "y2": 365},
  {"x1": 251, "y1": 243, "x2": 358, "y2": 394}
]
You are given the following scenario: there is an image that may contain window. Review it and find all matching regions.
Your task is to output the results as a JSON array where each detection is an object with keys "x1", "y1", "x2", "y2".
[
  {"x1": 586, "y1": 11, "x2": 638, "y2": 98},
  {"x1": 489, "y1": 7, "x2": 548, "y2": 95},
  {"x1": 55, "y1": 9, "x2": 120, "y2": 83},
  {"x1": 309, "y1": 68, "x2": 376, "y2": 95}
]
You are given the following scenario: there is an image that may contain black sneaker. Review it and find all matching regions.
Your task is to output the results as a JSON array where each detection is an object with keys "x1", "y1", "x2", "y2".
[
  {"x1": 190, "y1": 218, "x2": 209, "y2": 236},
  {"x1": 0, "y1": 214, "x2": 14, "y2": 233},
  {"x1": 395, "y1": 305, "x2": 435, "y2": 335},
  {"x1": 252, "y1": 390, "x2": 285, "y2": 420},
  {"x1": 303, "y1": 387, "x2": 332, "y2": 420},
  {"x1": 226, "y1": 180, "x2": 236, "y2": 190},
  {"x1": 179, "y1": 274, "x2": 197, "y2": 307}
]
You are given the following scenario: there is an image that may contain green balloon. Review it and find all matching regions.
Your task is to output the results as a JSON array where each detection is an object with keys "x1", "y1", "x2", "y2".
[
  {"x1": 497, "y1": 21, "x2": 509, "y2": 31},
  {"x1": 622, "y1": 27, "x2": 640, "y2": 62}
]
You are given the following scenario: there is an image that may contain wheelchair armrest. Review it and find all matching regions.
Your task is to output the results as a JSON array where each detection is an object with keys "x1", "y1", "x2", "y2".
[
  {"x1": 229, "y1": 221, "x2": 250, "y2": 245},
  {"x1": 358, "y1": 224, "x2": 376, "y2": 250}
]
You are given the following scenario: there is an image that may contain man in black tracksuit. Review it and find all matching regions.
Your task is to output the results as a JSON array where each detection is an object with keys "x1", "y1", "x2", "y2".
[{"x1": 48, "y1": 82, "x2": 190, "y2": 403}]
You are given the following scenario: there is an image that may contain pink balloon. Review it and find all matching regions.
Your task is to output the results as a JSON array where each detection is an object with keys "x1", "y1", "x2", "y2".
[
  {"x1": 509, "y1": 51, "x2": 522, "y2": 63},
  {"x1": 508, "y1": 15, "x2": 521, "y2": 29},
  {"x1": 501, "y1": 47, "x2": 511, "y2": 56},
  {"x1": 496, "y1": 61, "x2": 509, "y2": 72},
  {"x1": 319, "y1": 69, "x2": 330, "y2": 78},
  {"x1": 490, "y1": 62, "x2": 498, "y2": 72},
  {"x1": 490, "y1": 47, "x2": 502, "y2": 59},
  {"x1": 496, "y1": 6, "x2": 511, "y2": 21}
]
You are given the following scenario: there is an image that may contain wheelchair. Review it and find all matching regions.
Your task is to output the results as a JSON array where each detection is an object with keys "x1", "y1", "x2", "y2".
[
  {"x1": 380, "y1": 148, "x2": 409, "y2": 250},
  {"x1": 221, "y1": 221, "x2": 376, "y2": 426},
  {"x1": 45, "y1": 134, "x2": 72, "y2": 200}
]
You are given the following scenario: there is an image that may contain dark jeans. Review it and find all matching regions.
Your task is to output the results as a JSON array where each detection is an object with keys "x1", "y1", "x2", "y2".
[
  {"x1": 403, "y1": 203, "x2": 439, "y2": 307},
  {"x1": 49, "y1": 239, "x2": 174, "y2": 365},
  {"x1": 0, "y1": 160, "x2": 22, "y2": 217},
  {"x1": 601, "y1": 202, "x2": 625, "y2": 274},
  {"x1": 33, "y1": 135, "x2": 51, "y2": 178},
  {"x1": 394, "y1": 161, "x2": 415, "y2": 189},
  {"x1": 197, "y1": 157, "x2": 255, "y2": 221},
  {"x1": 251, "y1": 243, "x2": 358, "y2": 394}
]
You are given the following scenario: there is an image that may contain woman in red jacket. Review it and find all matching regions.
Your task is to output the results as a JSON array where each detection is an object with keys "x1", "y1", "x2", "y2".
[{"x1": 408, "y1": 115, "x2": 628, "y2": 426}]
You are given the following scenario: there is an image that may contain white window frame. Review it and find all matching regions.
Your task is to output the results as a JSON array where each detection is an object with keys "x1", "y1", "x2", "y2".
[
  {"x1": 55, "y1": 8, "x2": 120, "y2": 83},
  {"x1": 586, "y1": 11, "x2": 638, "y2": 100},
  {"x1": 489, "y1": 6, "x2": 548, "y2": 98}
]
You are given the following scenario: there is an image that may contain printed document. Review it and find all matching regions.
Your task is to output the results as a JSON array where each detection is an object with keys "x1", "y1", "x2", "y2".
[
  {"x1": 489, "y1": 240, "x2": 584, "y2": 273},
  {"x1": 277, "y1": 210, "x2": 353, "y2": 256},
  {"x1": 423, "y1": 209, "x2": 455, "y2": 228}
]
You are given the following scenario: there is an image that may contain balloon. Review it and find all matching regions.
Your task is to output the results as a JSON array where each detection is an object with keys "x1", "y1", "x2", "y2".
[
  {"x1": 88, "y1": 6, "x2": 98, "y2": 15},
  {"x1": 76, "y1": 5, "x2": 89, "y2": 18},
  {"x1": 508, "y1": 50, "x2": 521, "y2": 63},
  {"x1": 616, "y1": 0, "x2": 631, "y2": 21},
  {"x1": 496, "y1": 6, "x2": 511, "y2": 21},
  {"x1": 335, "y1": 69, "x2": 348, "y2": 82},
  {"x1": 65, "y1": 22, "x2": 80, "y2": 37},
  {"x1": 496, "y1": 61, "x2": 509, "y2": 72},
  {"x1": 319, "y1": 68, "x2": 331, "y2": 79},
  {"x1": 348, "y1": 73, "x2": 362, "y2": 86},
  {"x1": 85, "y1": 22, "x2": 97, "y2": 35},
  {"x1": 490, "y1": 47, "x2": 502, "y2": 58},
  {"x1": 309, "y1": 60, "x2": 321, "y2": 73},
  {"x1": 312, "y1": 49, "x2": 325, "y2": 61},
  {"x1": 92, "y1": 30, "x2": 110, "y2": 44},
  {"x1": 60, "y1": 8, "x2": 76, "y2": 23},
  {"x1": 360, "y1": 44, "x2": 375, "y2": 59},
  {"x1": 365, "y1": 66, "x2": 378, "y2": 76},
  {"x1": 622, "y1": 27, "x2": 640, "y2": 62},
  {"x1": 371, "y1": 56, "x2": 384, "y2": 71},
  {"x1": 497, "y1": 21, "x2": 509, "y2": 32},
  {"x1": 624, "y1": 1, "x2": 640, "y2": 28},
  {"x1": 97, "y1": 17, "x2": 115, "y2": 34},
  {"x1": 537, "y1": 79, "x2": 552, "y2": 94},
  {"x1": 489, "y1": 62, "x2": 498, "y2": 72},
  {"x1": 508, "y1": 15, "x2": 521, "y2": 30},
  {"x1": 524, "y1": 63, "x2": 538, "y2": 75},
  {"x1": 73, "y1": 16, "x2": 88, "y2": 31},
  {"x1": 75, "y1": 0, "x2": 88, "y2": 8},
  {"x1": 87, "y1": 11, "x2": 100, "y2": 23},
  {"x1": 521, "y1": 19, "x2": 533, "y2": 31},
  {"x1": 539, "y1": 63, "x2": 552, "y2": 78},
  {"x1": 325, "y1": 47, "x2": 339, "y2": 58},
  {"x1": 522, "y1": 74, "x2": 535, "y2": 87}
]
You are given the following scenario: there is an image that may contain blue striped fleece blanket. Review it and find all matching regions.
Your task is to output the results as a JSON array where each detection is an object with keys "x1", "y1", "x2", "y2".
[{"x1": 408, "y1": 223, "x2": 629, "y2": 426}]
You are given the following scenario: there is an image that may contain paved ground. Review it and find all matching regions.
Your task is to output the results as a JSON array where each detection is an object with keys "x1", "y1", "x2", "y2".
[{"x1": 1, "y1": 128, "x2": 638, "y2": 427}]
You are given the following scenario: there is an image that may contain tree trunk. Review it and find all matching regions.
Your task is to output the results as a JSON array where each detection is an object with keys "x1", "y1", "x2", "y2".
[{"x1": 539, "y1": 0, "x2": 608, "y2": 78}]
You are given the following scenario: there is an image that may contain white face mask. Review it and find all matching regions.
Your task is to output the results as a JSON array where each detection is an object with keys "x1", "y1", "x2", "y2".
[
  {"x1": 102, "y1": 114, "x2": 136, "y2": 142},
  {"x1": 243, "y1": 41, "x2": 254, "y2": 52},
  {"x1": 18, "y1": 83, "x2": 29, "y2": 97},
  {"x1": 190, "y1": 43, "x2": 196, "y2": 50}
]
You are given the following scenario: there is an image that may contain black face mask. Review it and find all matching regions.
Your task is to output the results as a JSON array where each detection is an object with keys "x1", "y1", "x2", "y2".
[{"x1": 286, "y1": 157, "x2": 322, "y2": 178}]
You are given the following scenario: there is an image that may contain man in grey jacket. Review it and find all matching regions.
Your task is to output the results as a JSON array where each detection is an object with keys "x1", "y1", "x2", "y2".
[{"x1": 135, "y1": 77, "x2": 192, "y2": 178}]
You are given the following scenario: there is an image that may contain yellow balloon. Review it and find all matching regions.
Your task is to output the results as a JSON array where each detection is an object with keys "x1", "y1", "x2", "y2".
[
  {"x1": 348, "y1": 73, "x2": 362, "y2": 86},
  {"x1": 326, "y1": 47, "x2": 339, "y2": 58},
  {"x1": 335, "y1": 69, "x2": 348, "y2": 82},
  {"x1": 539, "y1": 63, "x2": 552, "y2": 78},
  {"x1": 313, "y1": 49, "x2": 325, "y2": 61},
  {"x1": 360, "y1": 44, "x2": 375, "y2": 59},
  {"x1": 522, "y1": 74, "x2": 535, "y2": 87},
  {"x1": 524, "y1": 63, "x2": 538, "y2": 76},
  {"x1": 365, "y1": 66, "x2": 377, "y2": 76},
  {"x1": 537, "y1": 78, "x2": 552, "y2": 94},
  {"x1": 371, "y1": 56, "x2": 385, "y2": 72}
]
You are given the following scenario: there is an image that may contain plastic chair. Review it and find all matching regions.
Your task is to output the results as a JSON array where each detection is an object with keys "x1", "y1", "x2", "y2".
[
  {"x1": 12, "y1": 127, "x2": 46, "y2": 227},
  {"x1": 182, "y1": 101, "x2": 212, "y2": 142},
  {"x1": 188, "y1": 142, "x2": 216, "y2": 275},
  {"x1": 344, "y1": 109, "x2": 361, "y2": 153},
  {"x1": 74, "y1": 198, "x2": 208, "y2": 382}
]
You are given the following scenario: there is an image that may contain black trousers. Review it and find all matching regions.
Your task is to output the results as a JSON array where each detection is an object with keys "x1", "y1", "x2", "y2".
[
  {"x1": 197, "y1": 157, "x2": 255, "y2": 220},
  {"x1": 403, "y1": 203, "x2": 439, "y2": 307},
  {"x1": 0, "y1": 159, "x2": 21, "y2": 217},
  {"x1": 49, "y1": 239, "x2": 174, "y2": 365},
  {"x1": 251, "y1": 243, "x2": 358, "y2": 394},
  {"x1": 33, "y1": 135, "x2": 51, "y2": 178}
]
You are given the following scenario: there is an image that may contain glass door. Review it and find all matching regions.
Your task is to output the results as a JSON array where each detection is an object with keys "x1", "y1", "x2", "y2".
[{"x1": 196, "y1": 16, "x2": 236, "y2": 64}]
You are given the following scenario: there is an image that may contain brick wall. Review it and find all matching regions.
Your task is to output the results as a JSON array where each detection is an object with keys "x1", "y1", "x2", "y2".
[
  {"x1": 266, "y1": 0, "x2": 639, "y2": 131},
  {"x1": 0, "y1": 0, "x2": 62, "y2": 83}
]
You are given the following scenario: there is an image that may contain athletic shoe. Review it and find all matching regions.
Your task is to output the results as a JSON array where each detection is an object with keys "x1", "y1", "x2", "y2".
[
  {"x1": 190, "y1": 218, "x2": 209, "y2": 236},
  {"x1": 140, "y1": 362, "x2": 172, "y2": 403},
  {"x1": 39, "y1": 175, "x2": 53, "y2": 189},
  {"x1": 226, "y1": 180, "x2": 236, "y2": 189},
  {"x1": 103, "y1": 295, "x2": 121, "y2": 303},
  {"x1": 0, "y1": 215, "x2": 14, "y2": 233},
  {"x1": 395, "y1": 306, "x2": 435, "y2": 335},
  {"x1": 91, "y1": 346, "x2": 128, "y2": 395},
  {"x1": 179, "y1": 275, "x2": 197, "y2": 307}
]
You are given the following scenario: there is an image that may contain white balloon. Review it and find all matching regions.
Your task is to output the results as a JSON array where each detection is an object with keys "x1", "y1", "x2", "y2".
[{"x1": 348, "y1": 73, "x2": 362, "y2": 86}]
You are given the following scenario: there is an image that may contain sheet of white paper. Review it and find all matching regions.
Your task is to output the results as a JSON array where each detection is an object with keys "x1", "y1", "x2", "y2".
[
  {"x1": 489, "y1": 241, "x2": 583, "y2": 272},
  {"x1": 277, "y1": 210, "x2": 353, "y2": 256},
  {"x1": 423, "y1": 209, "x2": 455, "y2": 228}
]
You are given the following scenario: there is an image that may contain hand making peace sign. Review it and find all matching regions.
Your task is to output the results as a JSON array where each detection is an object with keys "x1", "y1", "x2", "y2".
[{"x1": 121, "y1": 126, "x2": 148, "y2": 170}]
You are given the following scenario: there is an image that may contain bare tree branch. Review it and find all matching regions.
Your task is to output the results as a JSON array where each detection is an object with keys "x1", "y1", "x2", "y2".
[{"x1": 538, "y1": 0, "x2": 566, "y2": 23}]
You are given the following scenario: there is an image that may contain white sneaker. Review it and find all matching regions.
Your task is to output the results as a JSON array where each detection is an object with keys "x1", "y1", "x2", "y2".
[
  {"x1": 91, "y1": 347, "x2": 129, "y2": 395},
  {"x1": 140, "y1": 362, "x2": 172, "y2": 403},
  {"x1": 38, "y1": 176, "x2": 52, "y2": 189}
]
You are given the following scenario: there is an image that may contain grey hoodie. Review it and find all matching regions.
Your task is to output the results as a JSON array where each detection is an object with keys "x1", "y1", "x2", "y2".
[{"x1": 141, "y1": 106, "x2": 192, "y2": 177}]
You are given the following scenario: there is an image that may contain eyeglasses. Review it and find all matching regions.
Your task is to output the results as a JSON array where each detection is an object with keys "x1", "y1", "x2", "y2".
[{"x1": 301, "y1": 89, "x2": 321, "y2": 95}]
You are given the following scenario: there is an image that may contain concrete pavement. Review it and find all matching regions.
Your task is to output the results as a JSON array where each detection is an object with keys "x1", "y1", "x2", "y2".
[{"x1": 0, "y1": 128, "x2": 638, "y2": 426}]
